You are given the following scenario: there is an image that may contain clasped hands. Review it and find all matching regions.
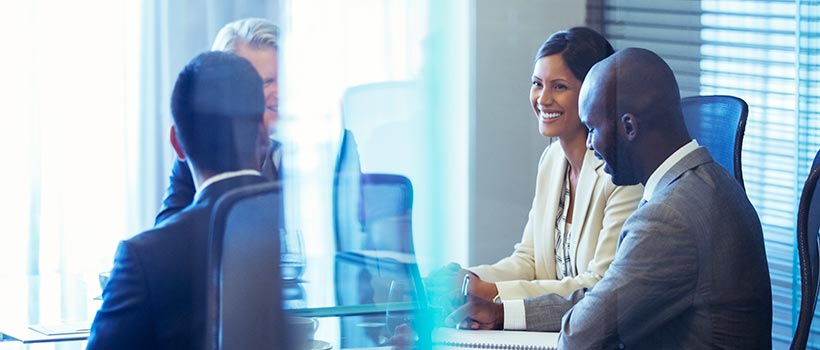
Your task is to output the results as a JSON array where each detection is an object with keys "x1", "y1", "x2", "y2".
[{"x1": 424, "y1": 262, "x2": 504, "y2": 330}]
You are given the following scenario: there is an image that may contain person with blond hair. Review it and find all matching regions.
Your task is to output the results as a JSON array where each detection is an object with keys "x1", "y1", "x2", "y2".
[{"x1": 156, "y1": 18, "x2": 282, "y2": 224}]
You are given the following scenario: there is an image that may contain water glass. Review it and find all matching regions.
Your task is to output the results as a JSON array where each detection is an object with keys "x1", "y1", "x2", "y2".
[
  {"x1": 385, "y1": 280, "x2": 414, "y2": 335},
  {"x1": 280, "y1": 228, "x2": 306, "y2": 281}
]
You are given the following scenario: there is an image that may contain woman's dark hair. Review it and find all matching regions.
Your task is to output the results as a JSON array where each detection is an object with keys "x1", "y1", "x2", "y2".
[{"x1": 535, "y1": 27, "x2": 614, "y2": 81}]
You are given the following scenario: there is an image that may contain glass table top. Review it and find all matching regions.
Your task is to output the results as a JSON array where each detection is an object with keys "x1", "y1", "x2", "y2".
[{"x1": 0, "y1": 251, "x2": 429, "y2": 349}]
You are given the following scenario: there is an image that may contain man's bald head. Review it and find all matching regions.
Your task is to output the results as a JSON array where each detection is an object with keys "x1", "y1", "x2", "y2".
[
  {"x1": 580, "y1": 47, "x2": 691, "y2": 185},
  {"x1": 584, "y1": 47, "x2": 685, "y2": 131}
]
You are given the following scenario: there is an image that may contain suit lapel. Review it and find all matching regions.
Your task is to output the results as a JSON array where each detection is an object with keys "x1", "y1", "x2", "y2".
[
  {"x1": 568, "y1": 150, "x2": 602, "y2": 270},
  {"x1": 261, "y1": 139, "x2": 281, "y2": 181},
  {"x1": 618, "y1": 147, "x2": 713, "y2": 247},
  {"x1": 541, "y1": 144, "x2": 568, "y2": 276},
  {"x1": 656, "y1": 147, "x2": 712, "y2": 192}
]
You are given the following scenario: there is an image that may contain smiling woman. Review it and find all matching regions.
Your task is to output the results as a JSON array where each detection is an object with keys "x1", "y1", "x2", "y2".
[
  {"x1": 435, "y1": 27, "x2": 644, "y2": 332},
  {"x1": 0, "y1": 0, "x2": 141, "y2": 276}
]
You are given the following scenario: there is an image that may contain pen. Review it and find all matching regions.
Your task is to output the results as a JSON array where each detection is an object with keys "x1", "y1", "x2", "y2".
[
  {"x1": 461, "y1": 274, "x2": 470, "y2": 304},
  {"x1": 457, "y1": 274, "x2": 471, "y2": 330}
]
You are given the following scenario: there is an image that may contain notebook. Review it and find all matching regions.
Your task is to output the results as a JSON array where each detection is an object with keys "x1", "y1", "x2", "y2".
[
  {"x1": 0, "y1": 321, "x2": 90, "y2": 343},
  {"x1": 432, "y1": 328, "x2": 558, "y2": 350},
  {"x1": 29, "y1": 322, "x2": 91, "y2": 336}
]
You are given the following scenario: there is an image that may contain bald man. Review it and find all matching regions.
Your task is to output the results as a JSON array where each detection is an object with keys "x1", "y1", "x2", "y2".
[{"x1": 509, "y1": 48, "x2": 771, "y2": 348}]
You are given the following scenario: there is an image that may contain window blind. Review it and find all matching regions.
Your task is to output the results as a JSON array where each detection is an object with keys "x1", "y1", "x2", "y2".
[
  {"x1": 798, "y1": 2, "x2": 820, "y2": 346},
  {"x1": 593, "y1": 1, "x2": 814, "y2": 347}
]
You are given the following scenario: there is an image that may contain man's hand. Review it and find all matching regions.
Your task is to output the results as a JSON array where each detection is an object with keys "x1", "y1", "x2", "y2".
[
  {"x1": 444, "y1": 294, "x2": 504, "y2": 330},
  {"x1": 467, "y1": 276, "x2": 499, "y2": 301}
]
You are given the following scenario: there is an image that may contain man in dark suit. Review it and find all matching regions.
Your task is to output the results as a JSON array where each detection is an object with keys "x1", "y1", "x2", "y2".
[
  {"x1": 155, "y1": 18, "x2": 282, "y2": 224},
  {"x1": 156, "y1": 18, "x2": 362, "y2": 228},
  {"x1": 87, "y1": 51, "x2": 269, "y2": 350},
  {"x1": 448, "y1": 48, "x2": 772, "y2": 349}
]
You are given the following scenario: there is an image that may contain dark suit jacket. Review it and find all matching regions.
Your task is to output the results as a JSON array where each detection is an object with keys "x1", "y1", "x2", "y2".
[
  {"x1": 154, "y1": 139, "x2": 280, "y2": 225},
  {"x1": 87, "y1": 174, "x2": 268, "y2": 350},
  {"x1": 155, "y1": 131, "x2": 362, "y2": 226},
  {"x1": 524, "y1": 147, "x2": 772, "y2": 349}
]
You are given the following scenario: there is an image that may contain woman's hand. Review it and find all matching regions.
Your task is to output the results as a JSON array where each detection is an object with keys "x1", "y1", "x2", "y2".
[
  {"x1": 424, "y1": 262, "x2": 464, "y2": 292},
  {"x1": 426, "y1": 262, "x2": 499, "y2": 301}
]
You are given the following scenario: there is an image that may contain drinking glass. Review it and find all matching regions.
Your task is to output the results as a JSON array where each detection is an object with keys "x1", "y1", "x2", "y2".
[
  {"x1": 384, "y1": 280, "x2": 415, "y2": 340},
  {"x1": 95, "y1": 271, "x2": 111, "y2": 300},
  {"x1": 98, "y1": 271, "x2": 111, "y2": 290},
  {"x1": 280, "y1": 228, "x2": 306, "y2": 281},
  {"x1": 282, "y1": 282, "x2": 307, "y2": 309}
]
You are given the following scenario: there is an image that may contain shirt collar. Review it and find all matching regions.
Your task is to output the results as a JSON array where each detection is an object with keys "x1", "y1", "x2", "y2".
[
  {"x1": 268, "y1": 136, "x2": 282, "y2": 172},
  {"x1": 194, "y1": 169, "x2": 262, "y2": 201},
  {"x1": 643, "y1": 139, "x2": 699, "y2": 202}
]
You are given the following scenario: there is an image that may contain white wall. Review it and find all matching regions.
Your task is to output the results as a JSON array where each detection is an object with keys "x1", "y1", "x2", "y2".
[{"x1": 469, "y1": 1, "x2": 586, "y2": 265}]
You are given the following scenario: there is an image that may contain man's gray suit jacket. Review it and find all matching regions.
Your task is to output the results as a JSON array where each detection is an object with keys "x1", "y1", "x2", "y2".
[{"x1": 522, "y1": 147, "x2": 772, "y2": 349}]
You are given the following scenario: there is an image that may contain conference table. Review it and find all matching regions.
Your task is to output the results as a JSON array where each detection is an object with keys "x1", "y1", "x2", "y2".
[
  {"x1": 0, "y1": 272, "x2": 98, "y2": 350},
  {"x1": 0, "y1": 251, "x2": 425, "y2": 349}
]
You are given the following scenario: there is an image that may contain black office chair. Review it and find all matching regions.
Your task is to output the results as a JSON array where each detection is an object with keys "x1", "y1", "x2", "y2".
[
  {"x1": 333, "y1": 129, "x2": 365, "y2": 253},
  {"x1": 205, "y1": 182, "x2": 288, "y2": 350},
  {"x1": 335, "y1": 172, "x2": 415, "y2": 253},
  {"x1": 333, "y1": 173, "x2": 433, "y2": 347},
  {"x1": 360, "y1": 173, "x2": 415, "y2": 253},
  {"x1": 333, "y1": 252, "x2": 426, "y2": 348},
  {"x1": 791, "y1": 150, "x2": 820, "y2": 350},
  {"x1": 681, "y1": 95, "x2": 748, "y2": 189}
]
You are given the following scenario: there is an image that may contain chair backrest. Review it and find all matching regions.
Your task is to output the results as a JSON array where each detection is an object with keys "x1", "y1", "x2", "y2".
[
  {"x1": 333, "y1": 173, "x2": 431, "y2": 348},
  {"x1": 335, "y1": 172, "x2": 414, "y2": 253},
  {"x1": 680, "y1": 95, "x2": 748, "y2": 189},
  {"x1": 333, "y1": 129, "x2": 365, "y2": 252},
  {"x1": 791, "y1": 150, "x2": 820, "y2": 350},
  {"x1": 341, "y1": 81, "x2": 422, "y2": 175},
  {"x1": 361, "y1": 173, "x2": 414, "y2": 253},
  {"x1": 205, "y1": 182, "x2": 288, "y2": 350},
  {"x1": 341, "y1": 81, "x2": 433, "y2": 250}
]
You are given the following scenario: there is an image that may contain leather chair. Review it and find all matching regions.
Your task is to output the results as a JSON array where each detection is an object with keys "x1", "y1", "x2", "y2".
[
  {"x1": 359, "y1": 173, "x2": 415, "y2": 253},
  {"x1": 335, "y1": 171, "x2": 416, "y2": 254},
  {"x1": 681, "y1": 95, "x2": 748, "y2": 189},
  {"x1": 205, "y1": 182, "x2": 288, "y2": 350},
  {"x1": 333, "y1": 173, "x2": 433, "y2": 348},
  {"x1": 791, "y1": 150, "x2": 820, "y2": 350},
  {"x1": 333, "y1": 129, "x2": 365, "y2": 253}
]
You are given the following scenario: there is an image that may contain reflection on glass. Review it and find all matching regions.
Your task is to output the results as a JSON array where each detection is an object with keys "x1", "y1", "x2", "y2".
[
  {"x1": 282, "y1": 282, "x2": 307, "y2": 310},
  {"x1": 280, "y1": 229, "x2": 306, "y2": 281},
  {"x1": 384, "y1": 280, "x2": 414, "y2": 341}
]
